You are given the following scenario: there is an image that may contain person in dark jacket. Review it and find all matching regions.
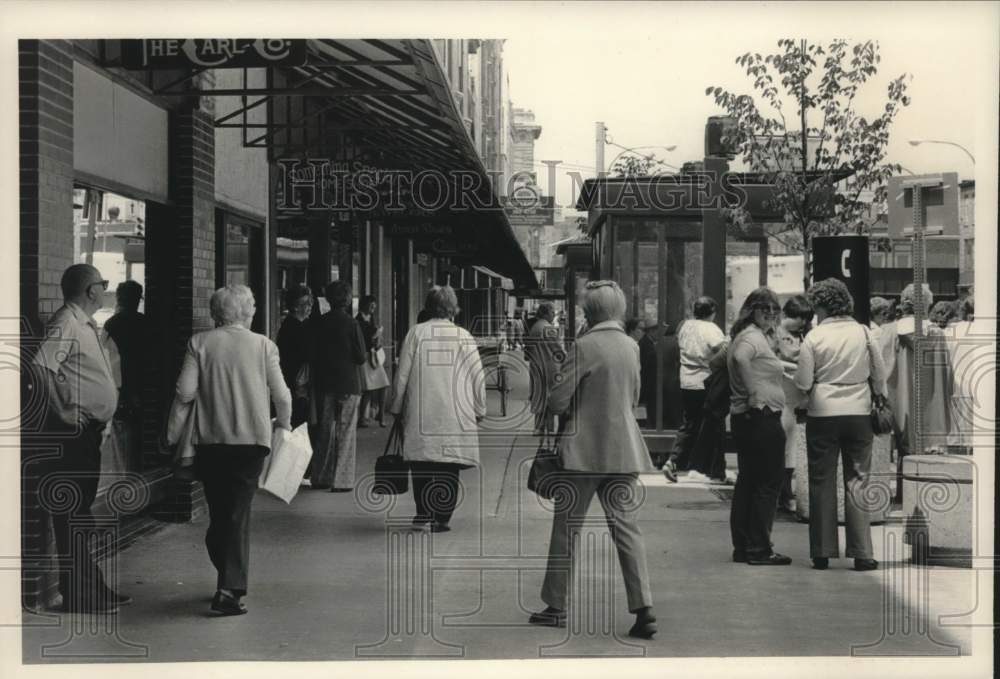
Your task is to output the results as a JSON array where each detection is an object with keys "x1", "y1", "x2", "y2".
[
  {"x1": 103, "y1": 280, "x2": 149, "y2": 470},
  {"x1": 637, "y1": 319, "x2": 659, "y2": 429},
  {"x1": 275, "y1": 284, "x2": 315, "y2": 428},
  {"x1": 312, "y1": 281, "x2": 367, "y2": 491},
  {"x1": 685, "y1": 343, "x2": 731, "y2": 483},
  {"x1": 660, "y1": 322, "x2": 683, "y2": 429}
]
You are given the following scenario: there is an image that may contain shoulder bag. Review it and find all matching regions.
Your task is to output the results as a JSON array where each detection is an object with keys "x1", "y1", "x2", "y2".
[
  {"x1": 373, "y1": 418, "x2": 409, "y2": 495},
  {"x1": 527, "y1": 423, "x2": 563, "y2": 500},
  {"x1": 863, "y1": 325, "x2": 896, "y2": 435}
]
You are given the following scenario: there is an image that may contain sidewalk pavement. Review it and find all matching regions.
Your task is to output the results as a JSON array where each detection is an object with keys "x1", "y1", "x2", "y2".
[{"x1": 21, "y1": 387, "x2": 975, "y2": 662}]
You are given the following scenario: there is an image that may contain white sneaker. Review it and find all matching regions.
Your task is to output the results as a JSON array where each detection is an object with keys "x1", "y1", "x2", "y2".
[{"x1": 684, "y1": 470, "x2": 711, "y2": 483}]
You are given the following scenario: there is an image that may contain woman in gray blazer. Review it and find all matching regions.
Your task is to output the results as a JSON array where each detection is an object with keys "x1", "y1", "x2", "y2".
[
  {"x1": 530, "y1": 280, "x2": 658, "y2": 639},
  {"x1": 175, "y1": 284, "x2": 292, "y2": 616}
]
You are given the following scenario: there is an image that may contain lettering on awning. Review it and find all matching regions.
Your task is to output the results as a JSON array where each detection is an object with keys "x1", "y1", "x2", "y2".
[{"x1": 121, "y1": 39, "x2": 307, "y2": 69}]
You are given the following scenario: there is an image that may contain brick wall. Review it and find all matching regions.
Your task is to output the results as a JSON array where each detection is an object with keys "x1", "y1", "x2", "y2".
[
  {"x1": 19, "y1": 39, "x2": 76, "y2": 611},
  {"x1": 19, "y1": 39, "x2": 74, "y2": 325}
]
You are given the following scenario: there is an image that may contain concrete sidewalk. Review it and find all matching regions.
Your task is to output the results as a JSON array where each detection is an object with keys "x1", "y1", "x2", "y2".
[{"x1": 21, "y1": 410, "x2": 974, "y2": 662}]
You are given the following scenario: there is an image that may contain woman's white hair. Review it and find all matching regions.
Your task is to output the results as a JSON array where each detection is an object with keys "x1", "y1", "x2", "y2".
[
  {"x1": 210, "y1": 284, "x2": 256, "y2": 326},
  {"x1": 899, "y1": 283, "x2": 933, "y2": 316},
  {"x1": 580, "y1": 280, "x2": 626, "y2": 325}
]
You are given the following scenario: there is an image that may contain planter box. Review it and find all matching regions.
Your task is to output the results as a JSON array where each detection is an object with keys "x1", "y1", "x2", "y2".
[{"x1": 901, "y1": 454, "x2": 974, "y2": 567}]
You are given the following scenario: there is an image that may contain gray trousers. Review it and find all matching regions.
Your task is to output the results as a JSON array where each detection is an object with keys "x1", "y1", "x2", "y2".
[
  {"x1": 806, "y1": 415, "x2": 875, "y2": 559},
  {"x1": 541, "y1": 472, "x2": 653, "y2": 613}
]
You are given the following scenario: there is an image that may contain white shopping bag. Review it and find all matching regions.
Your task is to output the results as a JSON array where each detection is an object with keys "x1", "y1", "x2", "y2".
[{"x1": 259, "y1": 423, "x2": 313, "y2": 504}]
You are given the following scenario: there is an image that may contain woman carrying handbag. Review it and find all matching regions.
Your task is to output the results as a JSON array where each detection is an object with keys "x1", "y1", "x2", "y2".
[
  {"x1": 357, "y1": 295, "x2": 390, "y2": 428},
  {"x1": 794, "y1": 278, "x2": 889, "y2": 572}
]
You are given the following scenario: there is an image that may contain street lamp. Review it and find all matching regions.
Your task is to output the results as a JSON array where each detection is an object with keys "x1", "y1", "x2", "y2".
[{"x1": 908, "y1": 139, "x2": 975, "y2": 165}]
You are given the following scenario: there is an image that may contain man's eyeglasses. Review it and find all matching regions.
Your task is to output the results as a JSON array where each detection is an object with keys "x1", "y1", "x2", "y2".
[
  {"x1": 755, "y1": 305, "x2": 781, "y2": 317},
  {"x1": 89, "y1": 280, "x2": 109, "y2": 293}
]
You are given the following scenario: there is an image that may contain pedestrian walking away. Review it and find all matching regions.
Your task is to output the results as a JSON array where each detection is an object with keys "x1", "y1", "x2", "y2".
[
  {"x1": 387, "y1": 286, "x2": 486, "y2": 533},
  {"x1": 728, "y1": 287, "x2": 792, "y2": 567},
  {"x1": 174, "y1": 284, "x2": 292, "y2": 615},
  {"x1": 313, "y1": 280, "x2": 367, "y2": 491},
  {"x1": 531, "y1": 280, "x2": 658, "y2": 640},
  {"x1": 795, "y1": 278, "x2": 888, "y2": 572},
  {"x1": 32, "y1": 264, "x2": 132, "y2": 615}
]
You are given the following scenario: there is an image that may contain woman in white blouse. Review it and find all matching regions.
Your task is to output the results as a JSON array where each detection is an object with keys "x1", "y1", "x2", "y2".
[{"x1": 794, "y1": 279, "x2": 887, "y2": 572}]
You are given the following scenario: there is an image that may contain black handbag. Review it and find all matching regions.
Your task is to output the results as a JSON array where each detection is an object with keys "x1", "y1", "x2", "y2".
[
  {"x1": 864, "y1": 326, "x2": 896, "y2": 436},
  {"x1": 373, "y1": 419, "x2": 409, "y2": 495},
  {"x1": 527, "y1": 427, "x2": 562, "y2": 500}
]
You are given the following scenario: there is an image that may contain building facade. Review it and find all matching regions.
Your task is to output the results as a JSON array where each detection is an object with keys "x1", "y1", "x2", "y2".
[{"x1": 19, "y1": 38, "x2": 534, "y2": 611}]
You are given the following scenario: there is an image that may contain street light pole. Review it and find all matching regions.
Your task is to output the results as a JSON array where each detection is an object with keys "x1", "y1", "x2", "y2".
[
  {"x1": 908, "y1": 139, "x2": 976, "y2": 165},
  {"x1": 595, "y1": 122, "x2": 606, "y2": 177}
]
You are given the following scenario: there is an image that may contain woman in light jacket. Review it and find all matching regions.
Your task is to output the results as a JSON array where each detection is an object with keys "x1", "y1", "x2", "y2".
[
  {"x1": 388, "y1": 286, "x2": 486, "y2": 533},
  {"x1": 531, "y1": 280, "x2": 658, "y2": 640},
  {"x1": 795, "y1": 278, "x2": 887, "y2": 571},
  {"x1": 175, "y1": 285, "x2": 292, "y2": 616}
]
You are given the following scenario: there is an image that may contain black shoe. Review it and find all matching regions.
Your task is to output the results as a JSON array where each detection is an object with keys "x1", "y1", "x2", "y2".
[
  {"x1": 811, "y1": 558, "x2": 829, "y2": 570},
  {"x1": 113, "y1": 592, "x2": 133, "y2": 606},
  {"x1": 430, "y1": 522, "x2": 451, "y2": 533},
  {"x1": 746, "y1": 552, "x2": 792, "y2": 566},
  {"x1": 211, "y1": 591, "x2": 247, "y2": 616},
  {"x1": 628, "y1": 610, "x2": 658, "y2": 639},
  {"x1": 529, "y1": 606, "x2": 566, "y2": 628},
  {"x1": 732, "y1": 550, "x2": 748, "y2": 563},
  {"x1": 854, "y1": 558, "x2": 878, "y2": 571},
  {"x1": 330, "y1": 487, "x2": 353, "y2": 493},
  {"x1": 60, "y1": 601, "x2": 119, "y2": 615},
  {"x1": 310, "y1": 483, "x2": 331, "y2": 490}
]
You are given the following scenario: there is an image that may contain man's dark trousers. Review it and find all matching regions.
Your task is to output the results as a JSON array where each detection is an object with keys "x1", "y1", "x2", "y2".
[{"x1": 42, "y1": 420, "x2": 115, "y2": 611}]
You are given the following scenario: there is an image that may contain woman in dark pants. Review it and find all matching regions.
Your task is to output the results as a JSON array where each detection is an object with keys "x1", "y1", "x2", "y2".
[
  {"x1": 670, "y1": 296, "x2": 727, "y2": 479},
  {"x1": 175, "y1": 285, "x2": 292, "y2": 615},
  {"x1": 795, "y1": 278, "x2": 888, "y2": 571},
  {"x1": 275, "y1": 284, "x2": 315, "y2": 428},
  {"x1": 728, "y1": 287, "x2": 791, "y2": 566}
]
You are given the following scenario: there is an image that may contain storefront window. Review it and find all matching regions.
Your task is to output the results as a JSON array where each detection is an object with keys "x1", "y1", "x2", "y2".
[
  {"x1": 73, "y1": 186, "x2": 146, "y2": 328},
  {"x1": 216, "y1": 210, "x2": 264, "y2": 331}
]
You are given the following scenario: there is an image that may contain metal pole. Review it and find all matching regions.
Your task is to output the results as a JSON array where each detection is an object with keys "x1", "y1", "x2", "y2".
[
  {"x1": 595, "y1": 122, "x2": 606, "y2": 175},
  {"x1": 911, "y1": 186, "x2": 925, "y2": 456}
]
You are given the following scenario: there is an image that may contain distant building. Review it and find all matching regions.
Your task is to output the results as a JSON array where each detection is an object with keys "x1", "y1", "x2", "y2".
[{"x1": 726, "y1": 255, "x2": 805, "y2": 324}]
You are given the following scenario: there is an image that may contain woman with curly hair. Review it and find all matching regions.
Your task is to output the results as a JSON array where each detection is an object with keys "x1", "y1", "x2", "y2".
[
  {"x1": 728, "y1": 287, "x2": 791, "y2": 566},
  {"x1": 794, "y1": 278, "x2": 888, "y2": 571}
]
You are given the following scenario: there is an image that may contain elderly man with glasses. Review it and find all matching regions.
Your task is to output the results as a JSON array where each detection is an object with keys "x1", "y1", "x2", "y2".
[{"x1": 32, "y1": 263, "x2": 132, "y2": 614}]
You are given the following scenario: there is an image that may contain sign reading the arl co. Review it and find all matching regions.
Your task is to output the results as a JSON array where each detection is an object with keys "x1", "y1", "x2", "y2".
[{"x1": 121, "y1": 39, "x2": 307, "y2": 69}]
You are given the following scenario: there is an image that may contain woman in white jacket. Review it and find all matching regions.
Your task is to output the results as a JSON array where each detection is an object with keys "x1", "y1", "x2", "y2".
[{"x1": 388, "y1": 285, "x2": 487, "y2": 533}]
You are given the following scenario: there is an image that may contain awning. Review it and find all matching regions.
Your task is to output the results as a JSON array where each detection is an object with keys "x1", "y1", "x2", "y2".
[{"x1": 190, "y1": 39, "x2": 536, "y2": 288}]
